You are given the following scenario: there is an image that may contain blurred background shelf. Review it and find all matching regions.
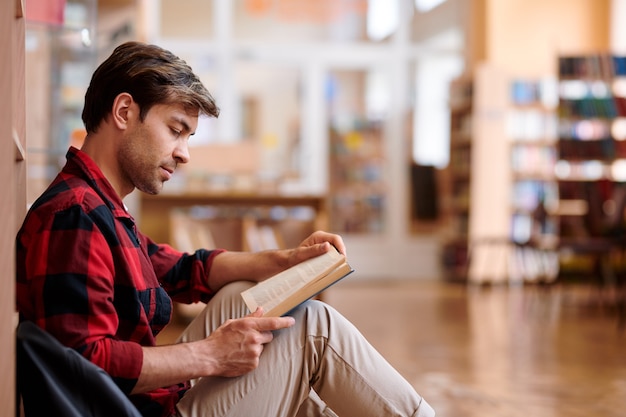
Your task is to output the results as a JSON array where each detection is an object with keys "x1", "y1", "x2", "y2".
[{"x1": 139, "y1": 192, "x2": 328, "y2": 250}]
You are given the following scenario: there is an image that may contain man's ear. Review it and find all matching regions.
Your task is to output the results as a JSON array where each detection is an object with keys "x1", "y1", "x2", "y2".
[{"x1": 111, "y1": 92, "x2": 135, "y2": 130}]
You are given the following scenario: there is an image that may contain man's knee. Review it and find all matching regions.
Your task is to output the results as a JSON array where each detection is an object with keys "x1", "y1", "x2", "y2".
[
  {"x1": 209, "y1": 281, "x2": 256, "y2": 315},
  {"x1": 288, "y1": 299, "x2": 347, "y2": 341}
]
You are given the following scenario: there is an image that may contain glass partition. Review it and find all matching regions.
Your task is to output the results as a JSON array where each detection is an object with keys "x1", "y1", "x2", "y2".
[
  {"x1": 24, "y1": 0, "x2": 98, "y2": 204},
  {"x1": 328, "y1": 69, "x2": 389, "y2": 234}
]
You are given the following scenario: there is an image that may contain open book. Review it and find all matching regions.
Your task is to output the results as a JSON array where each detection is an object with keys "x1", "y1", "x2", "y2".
[{"x1": 240, "y1": 248, "x2": 354, "y2": 317}]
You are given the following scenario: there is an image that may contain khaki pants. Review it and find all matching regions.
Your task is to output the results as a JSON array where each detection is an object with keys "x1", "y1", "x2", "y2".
[{"x1": 175, "y1": 282, "x2": 434, "y2": 417}]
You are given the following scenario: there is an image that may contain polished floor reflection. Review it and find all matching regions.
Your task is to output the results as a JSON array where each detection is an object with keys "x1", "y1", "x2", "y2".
[
  {"x1": 156, "y1": 280, "x2": 626, "y2": 416},
  {"x1": 323, "y1": 280, "x2": 626, "y2": 417}
]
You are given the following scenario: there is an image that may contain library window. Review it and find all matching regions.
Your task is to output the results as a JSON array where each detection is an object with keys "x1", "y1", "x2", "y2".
[
  {"x1": 414, "y1": 0, "x2": 447, "y2": 13},
  {"x1": 412, "y1": 30, "x2": 464, "y2": 168},
  {"x1": 366, "y1": 0, "x2": 399, "y2": 41}
]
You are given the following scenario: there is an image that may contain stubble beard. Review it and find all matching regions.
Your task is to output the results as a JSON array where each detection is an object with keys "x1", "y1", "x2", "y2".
[{"x1": 117, "y1": 135, "x2": 164, "y2": 196}]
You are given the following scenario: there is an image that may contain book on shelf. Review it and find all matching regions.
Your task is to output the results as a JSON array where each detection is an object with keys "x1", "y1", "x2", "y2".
[
  {"x1": 243, "y1": 217, "x2": 283, "y2": 252},
  {"x1": 240, "y1": 248, "x2": 354, "y2": 317},
  {"x1": 171, "y1": 210, "x2": 217, "y2": 252},
  {"x1": 558, "y1": 54, "x2": 623, "y2": 79}
]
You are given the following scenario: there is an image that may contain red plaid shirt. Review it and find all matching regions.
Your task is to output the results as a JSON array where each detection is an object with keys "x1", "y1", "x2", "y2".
[{"x1": 16, "y1": 147, "x2": 225, "y2": 417}]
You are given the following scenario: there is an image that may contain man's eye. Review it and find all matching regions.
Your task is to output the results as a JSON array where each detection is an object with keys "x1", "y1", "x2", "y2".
[{"x1": 171, "y1": 128, "x2": 181, "y2": 136}]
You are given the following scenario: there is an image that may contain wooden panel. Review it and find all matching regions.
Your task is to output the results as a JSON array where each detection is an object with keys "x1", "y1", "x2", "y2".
[
  {"x1": 0, "y1": 0, "x2": 24, "y2": 415},
  {"x1": 13, "y1": 7, "x2": 26, "y2": 229}
]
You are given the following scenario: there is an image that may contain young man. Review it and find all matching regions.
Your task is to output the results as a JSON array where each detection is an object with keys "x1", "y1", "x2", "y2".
[{"x1": 16, "y1": 42, "x2": 434, "y2": 417}]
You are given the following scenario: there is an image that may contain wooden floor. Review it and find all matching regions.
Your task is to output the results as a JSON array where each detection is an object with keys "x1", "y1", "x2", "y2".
[
  {"x1": 325, "y1": 280, "x2": 626, "y2": 417},
  {"x1": 158, "y1": 280, "x2": 626, "y2": 417}
]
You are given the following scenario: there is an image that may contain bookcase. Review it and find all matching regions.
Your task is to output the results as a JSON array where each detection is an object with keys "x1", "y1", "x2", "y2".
[
  {"x1": 139, "y1": 192, "x2": 328, "y2": 252},
  {"x1": 23, "y1": 0, "x2": 99, "y2": 204},
  {"x1": 506, "y1": 78, "x2": 560, "y2": 283},
  {"x1": 555, "y1": 54, "x2": 626, "y2": 280},
  {"x1": 446, "y1": 64, "x2": 560, "y2": 284},
  {"x1": 329, "y1": 122, "x2": 385, "y2": 235},
  {"x1": 441, "y1": 76, "x2": 473, "y2": 282},
  {"x1": 462, "y1": 56, "x2": 626, "y2": 284}
]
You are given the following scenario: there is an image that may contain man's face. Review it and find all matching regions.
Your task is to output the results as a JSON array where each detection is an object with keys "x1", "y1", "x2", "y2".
[{"x1": 117, "y1": 103, "x2": 198, "y2": 195}]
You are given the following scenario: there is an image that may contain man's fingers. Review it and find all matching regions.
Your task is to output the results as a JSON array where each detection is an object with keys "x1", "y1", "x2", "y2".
[
  {"x1": 253, "y1": 316, "x2": 296, "y2": 332},
  {"x1": 249, "y1": 307, "x2": 264, "y2": 318},
  {"x1": 258, "y1": 330, "x2": 274, "y2": 345},
  {"x1": 299, "y1": 231, "x2": 347, "y2": 256}
]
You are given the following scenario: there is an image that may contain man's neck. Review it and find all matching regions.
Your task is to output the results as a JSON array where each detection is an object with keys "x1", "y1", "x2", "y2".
[{"x1": 80, "y1": 131, "x2": 132, "y2": 199}]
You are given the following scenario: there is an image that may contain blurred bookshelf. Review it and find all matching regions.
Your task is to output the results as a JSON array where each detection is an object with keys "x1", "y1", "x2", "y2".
[
  {"x1": 139, "y1": 192, "x2": 328, "y2": 250},
  {"x1": 555, "y1": 54, "x2": 626, "y2": 281},
  {"x1": 24, "y1": 0, "x2": 138, "y2": 205},
  {"x1": 329, "y1": 122, "x2": 386, "y2": 235},
  {"x1": 441, "y1": 76, "x2": 472, "y2": 282},
  {"x1": 24, "y1": 0, "x2": 98, "y2": 203},
  {"x1": 507, "y1": 77, "x2": 560, "y2": 283},
  {"x1": 508, "y1": 79, "x2": 559, "y2": 246},
  {"x1": 445, "y1": 65, "x2": 561, "y2": 284}
]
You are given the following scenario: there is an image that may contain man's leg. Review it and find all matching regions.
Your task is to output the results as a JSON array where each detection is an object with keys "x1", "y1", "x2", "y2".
[{"x1": 175, "y1": 281, "x2": 434, "y2": 417}]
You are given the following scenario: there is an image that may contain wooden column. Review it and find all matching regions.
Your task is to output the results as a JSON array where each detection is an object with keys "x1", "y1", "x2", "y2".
[{"x1": 1, "y1": 0, "x2": 25, "y2": 415}]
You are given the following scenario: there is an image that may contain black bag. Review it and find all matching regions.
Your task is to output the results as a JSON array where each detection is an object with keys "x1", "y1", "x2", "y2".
[{"x1": 16, "y1": 321, "x2": 142, "y2": 417}]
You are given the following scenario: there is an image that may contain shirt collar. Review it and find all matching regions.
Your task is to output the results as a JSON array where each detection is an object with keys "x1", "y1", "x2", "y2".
[{"x1": 64, "y1": 146, "x2": 133, "y2": 220}]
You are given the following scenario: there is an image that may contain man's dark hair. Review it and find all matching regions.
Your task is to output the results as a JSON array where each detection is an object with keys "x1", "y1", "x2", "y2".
[{"x1": 81, "y1": 41, "x2": 219, "y2": 133}]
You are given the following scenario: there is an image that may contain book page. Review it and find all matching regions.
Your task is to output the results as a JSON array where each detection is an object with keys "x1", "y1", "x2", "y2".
[{"x1": 241, "y1": 250, "x2": 344, "y2": 313}]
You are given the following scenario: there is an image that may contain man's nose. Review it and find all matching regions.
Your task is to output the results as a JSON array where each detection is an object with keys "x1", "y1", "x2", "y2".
[{"x1": 174, "y1": 141, "x2": 190, "y2": 164}]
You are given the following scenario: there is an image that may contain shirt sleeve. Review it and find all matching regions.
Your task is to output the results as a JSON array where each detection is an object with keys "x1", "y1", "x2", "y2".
[
  {"x1": 18, "y1": 204, "x2": 143, "y2": 393},
  {"x1": 144, "y1": 233, "x2": 226, "y2": 304}
]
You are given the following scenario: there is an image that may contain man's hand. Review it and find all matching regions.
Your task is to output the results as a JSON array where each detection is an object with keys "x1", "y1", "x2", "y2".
[
  {"x1": 298, "y1": 231, "x2": 346, "y2": 256},
  {"x1": 208, "y1": 231, "x2": 347, "y2": 291},
  {"x1": 201, "y1": 307, "x2": 295, "y2": 377},
  {"x1": 277, "y1": 231, "x2": 347, "y2": 270},
  {"x1": 134, "y1": 307, "x2": 295, "y2": 394}
]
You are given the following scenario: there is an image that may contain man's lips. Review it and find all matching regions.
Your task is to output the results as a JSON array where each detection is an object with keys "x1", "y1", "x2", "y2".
[{"x1": 161, "y1": 166, "x2": 173, "y2": 180}]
